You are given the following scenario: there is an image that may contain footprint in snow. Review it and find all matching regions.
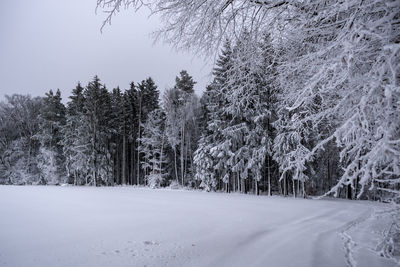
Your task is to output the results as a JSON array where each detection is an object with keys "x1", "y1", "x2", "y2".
[{"x1": 143, "y1": 241, "x2": 159, "y2": 246}]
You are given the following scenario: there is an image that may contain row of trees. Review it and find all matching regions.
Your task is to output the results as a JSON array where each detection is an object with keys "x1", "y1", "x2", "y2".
[
  {"x1": 0, "y1": 0, "x2": 398, "y2": 201},
  {"x1": 0, "y1": 71, "x2": 200, "y2": 188},
  {"x1": 96, "y1": 0, "x2": 399, "y2": 202},
  {"x1": 1, "y1": 30, "x2": 397, "y2": 200},
  {"x1": 1, "y1": 33, "x2": 398, "y2": 200}
]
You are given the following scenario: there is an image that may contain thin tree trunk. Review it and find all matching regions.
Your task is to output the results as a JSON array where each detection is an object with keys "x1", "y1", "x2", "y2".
[
  {"x1": 92, "y1": 122, "x2": 97, "y2": 187},
  {"x1": 122, "y1": 129, "x2": 126, "y2": 185},
  {"x1": 174, "y1": 149, "x2": 178, "y2": 183},
  {"x1": 27, "y1": 137, "x2": 32, "y2": 173},
  {"x1": 116, "y1": 138, "x2": 120, "y2": 184},
  {"x1": 327, "y1": 160, "x2": 331, "y2": 191},
  {"x1": 180, "y1": 118, "x2": 185, "y2": 186},
  {"x1": 283, "y1": 173, "x2": 287, "y2": 196},
  {"x1": 233, "y1": 172, "x2": 236, "y2": 192},
  {"x1": 137, "y1": 96, "x2": 142, "y2": 186},
  {"x1": 185, "y1": 134, "x2": 190, "y2": 179},
  {"x1": 267, "y1": 155, "x2": 271, "y2": 196},
  {"x1": 293, "y1": 178, "x2": 296, "y2": 198},
  {"x1": 93, "y1": 169, "x2": 96, "y2": 187},
  {"x1": 131, "y1": 140, "x2": 135, "y2": 185},
  {"x1": 159, "y1": 131, "x2": 165, "y2": 175},
  {"x1": 278, "y1": 172, "x2": 282, "y2": 195}
]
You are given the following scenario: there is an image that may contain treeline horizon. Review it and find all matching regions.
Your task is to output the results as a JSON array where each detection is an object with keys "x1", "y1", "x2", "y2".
[{"x1": 0, "y1": 35, "x2": 398, "y2": 203}]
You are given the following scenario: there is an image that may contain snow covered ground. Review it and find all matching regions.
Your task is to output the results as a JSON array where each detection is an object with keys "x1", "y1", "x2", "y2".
[{"x1": 0, "y1": 186, "x2": 398, "y2": 267}]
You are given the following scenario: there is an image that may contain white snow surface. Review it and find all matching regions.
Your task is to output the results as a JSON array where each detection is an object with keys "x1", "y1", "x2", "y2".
[{"x1": 0, "y1": 186, "x2": 398, "y2": 267}]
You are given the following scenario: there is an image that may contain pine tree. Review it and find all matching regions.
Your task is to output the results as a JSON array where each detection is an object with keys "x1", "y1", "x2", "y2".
[
  {"x1": 125, "y1": 82, "x2": 140, "y2": 185},
  {"x1": 194, "y1": 41, "x2": 232, "y2": 191},
  {"x1": 109, "y1": 87, "x2": 124, "y2": 185},
  {"x1": 139, "y1": 109, "x2": 167, "y2": 188},
  {"x1": 62, "y1": 83, "x2": 91, "y2": 185},
  {"x1": 136, "y1": 78, "x2": 160, "y2": 185},
  {"x1": 36, "y1": 89, "x2": 66, "y2": 184},
  {"x1": 83, "y1": 76, "x2": 113, "y2": 186}
]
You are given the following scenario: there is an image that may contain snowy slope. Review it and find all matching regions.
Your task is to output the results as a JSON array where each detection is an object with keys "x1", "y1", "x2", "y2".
[{"x1": 0, "y1": 186, "x2": 397, "y2": 267}]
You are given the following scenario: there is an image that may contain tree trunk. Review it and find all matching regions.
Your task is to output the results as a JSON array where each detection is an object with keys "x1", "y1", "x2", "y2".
[
  {"x1": 159, "y1": 131, "x2": 165, "y2": 175},
  {"x1": 283, "y1": 173, "x2": 287, "y2": 196},
  {"x1": 327, "y1": 160, "x2": 331, "y2": 191},
  {"x1": 180, "y1": 118, "x2": 185, "y2": 186},
  {"x1": 185, "y1": 134, "x2": 190, "y2": 179},
  {"x1": 278, "y1": 172, "x2": 282, "y2": 195},
  {"x1": 174, "y1": 149, "x2": 178, "y2": 183},
  {"x1": 293, "y1": 178, "x2": 296, "y2": 198},
  {"x1": 131, "y1": 140, "x2": 135, "y2": 185},
  {"x1": 92, "y1": 122, "x2": 97, "y2": 187},
  {"x1": 267, "y1": 156, "x2": 271, "y2": 196},
  {"x1": 347, "y1": 184, "x2": 352, "y2": 200},
  {"x1": 27, "y1": 137, "x2": 32, "y2": 173},
  {"x1": 122, "y1": 129, "x2": 126, "y2": 185},
  {"x1": 137, "y1": 96, "x2": 142, "y2": 186},
  {"x1": 116, "y1": 138, "x2": 120, "y2": 184}
]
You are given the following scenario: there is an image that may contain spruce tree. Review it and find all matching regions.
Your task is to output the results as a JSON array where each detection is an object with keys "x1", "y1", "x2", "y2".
[
  {"x1": 194, "y1": 41, "x2": 232, "y2": 191},
  {"x1": 36, "y1": 89, "x2": 66, "y2": 184},
  {"x1": 84, "y1": 76, "x2": 113, "y2": 186},
  {"x1": 138, "y1": 109, "x2": 167, "y2": 188},
  {"x1": 62, "y1": 83, "x2": 89, "y2": 185},
  {"x1": 136, "y1": 78, "x2": 160, "y2": 184}
]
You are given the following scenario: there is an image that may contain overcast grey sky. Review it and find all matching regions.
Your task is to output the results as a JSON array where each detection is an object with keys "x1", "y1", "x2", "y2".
[{"x1": 0, "y1": 0, "x2": 212, "y2": 102}]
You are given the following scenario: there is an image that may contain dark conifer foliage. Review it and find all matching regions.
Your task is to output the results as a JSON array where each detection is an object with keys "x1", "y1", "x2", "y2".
[{"x1": 36, "y1": 89, "x2": 66, "y2": 184}]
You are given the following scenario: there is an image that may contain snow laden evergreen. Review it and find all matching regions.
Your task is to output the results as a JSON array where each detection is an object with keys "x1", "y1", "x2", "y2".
[
  {"x1": 97, "y1": 0, "x2": 399, "y2": 200},
  {"x1": 194, "y1": 37, "x2": 276, "y2": 194},
  {"x1": 138, "y1": 109, "x2": 167, "y2": 188},
  {"x1": 83, "y1": 76, "x2": 113, "y2": 186},
  {"x1": 62, "y1": 83, "x2": 91, "y2": 185},
  {"x1": 35, "y1": 89, "x2": 66, "y2": 185},
  {"x1": 194, "y1": 41, "x2": 233, "y2": 192},
  {"x1": 135, "y1": 78, "x2": 161, "y2": 184}
]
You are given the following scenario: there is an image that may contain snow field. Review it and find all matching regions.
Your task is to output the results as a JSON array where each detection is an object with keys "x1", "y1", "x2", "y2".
[{"x1": 0, "y1": 186, "x2": 397, "y2": 267}]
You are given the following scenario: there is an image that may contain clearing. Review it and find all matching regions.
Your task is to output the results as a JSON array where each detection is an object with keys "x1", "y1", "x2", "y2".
[{"x1": 0, "y1": 186, "x2": 398, "y2": 267}]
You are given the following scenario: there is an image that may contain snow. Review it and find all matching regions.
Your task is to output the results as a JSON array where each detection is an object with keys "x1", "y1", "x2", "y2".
[{"x1": 0, "y1": 186, "x2": 397, "y2": 267}]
